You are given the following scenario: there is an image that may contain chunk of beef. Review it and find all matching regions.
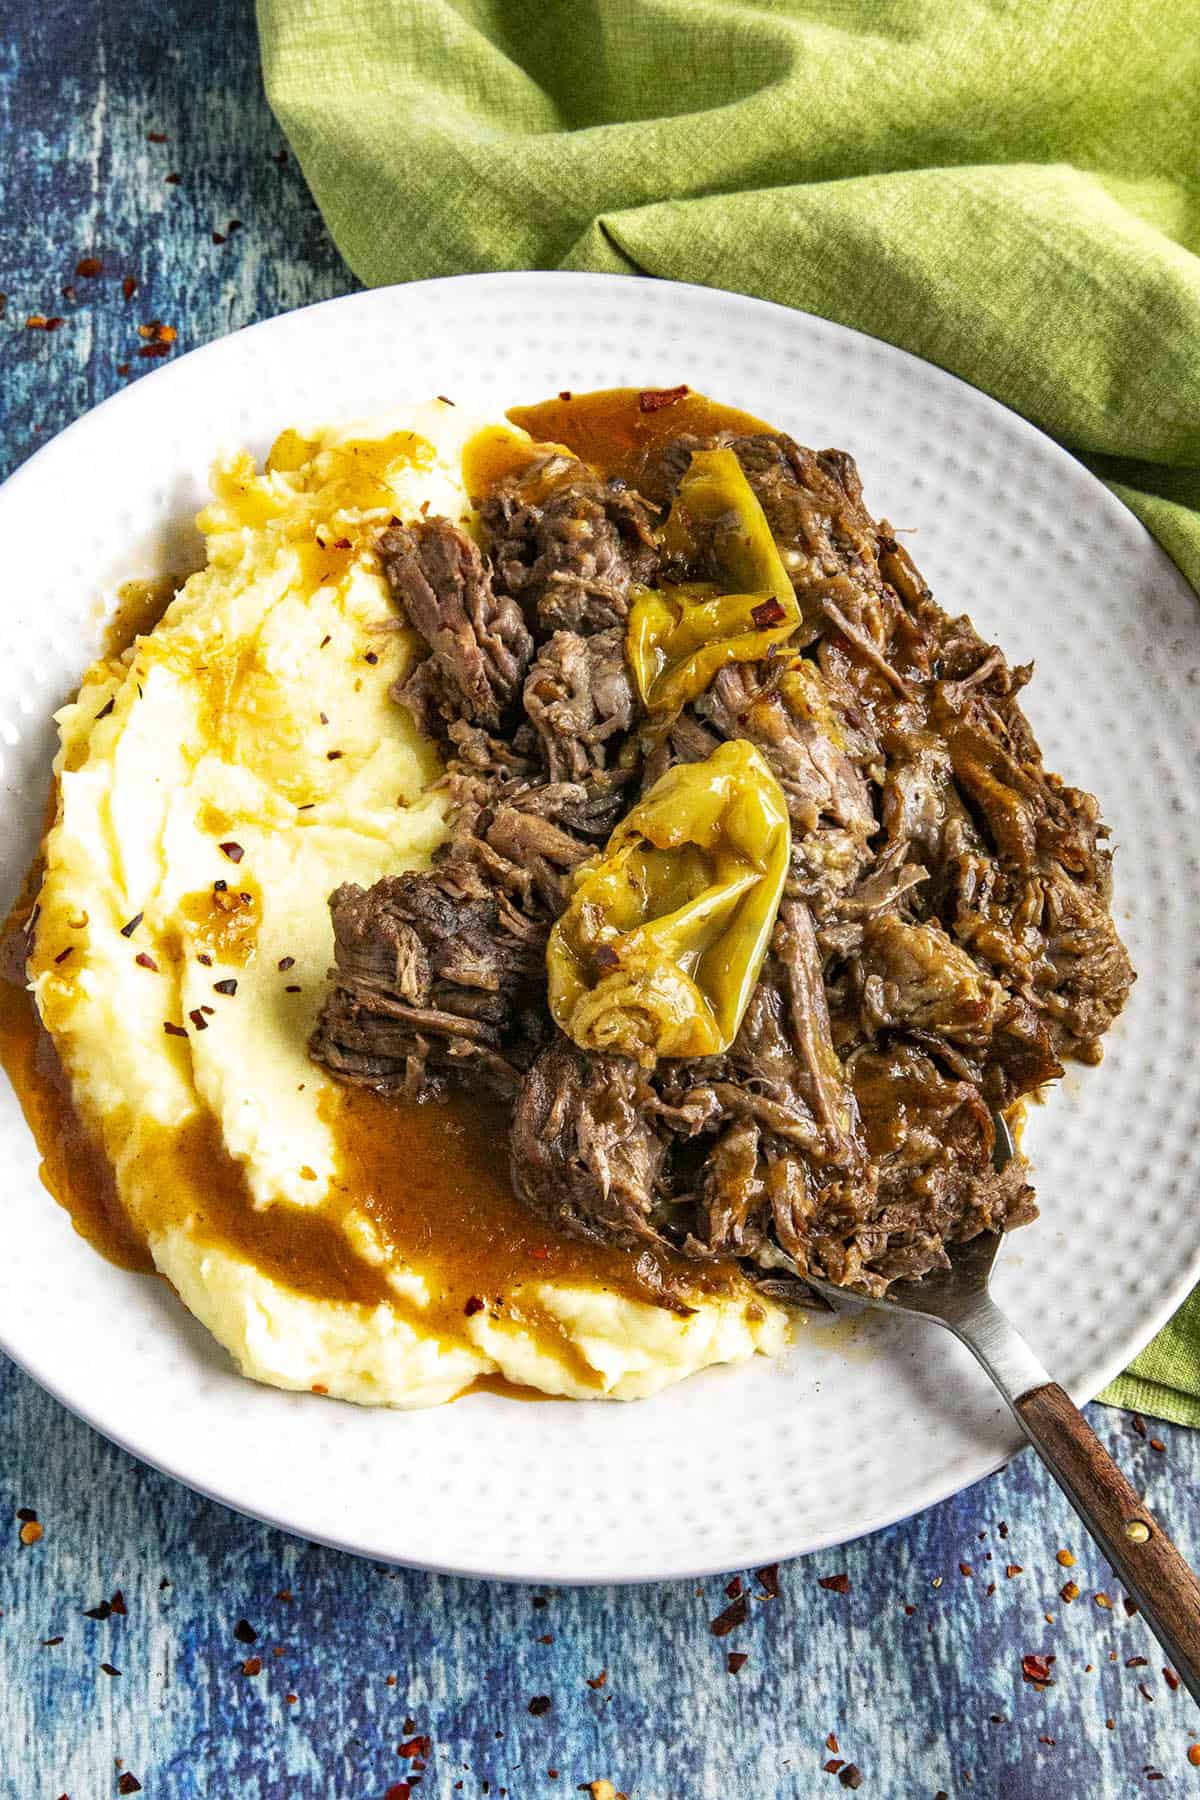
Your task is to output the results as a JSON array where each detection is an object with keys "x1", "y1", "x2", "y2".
[
  {"x1": 478, "y1": 453, "x2": 658, "y2": 636},
  {"x1": 699, "y1": 661, "x2": 876, "y2": 843},
  {"x1": 854, "y1": 915, "x2": 1005, "y2": 1049},
  {"x1": 839, "y1": 1043, "x2": 1037, "y2": 1291},
  {"x1": 510, "y1": 1035, "x2": 670, "y2": 1248},
  {"x1": 438, "y1": 772, "x2": 595, "y2": 917},
  {"x1": 523, "y1": 627, "x2": 636, "y2": 783},
  {"x1": 311, "y1": 871, "x2": 547, "y2": 1099},
  {"x1": 380, "y1": 517, "x2": 533, "y2": 734}
]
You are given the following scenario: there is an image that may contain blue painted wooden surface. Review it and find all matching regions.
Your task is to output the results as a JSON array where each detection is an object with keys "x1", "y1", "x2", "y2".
[{"x1": 2, "y1": 6, "x2": 1199, "y2": 1795}]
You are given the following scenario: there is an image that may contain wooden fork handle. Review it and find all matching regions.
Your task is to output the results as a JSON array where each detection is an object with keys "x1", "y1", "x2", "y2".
[{"x1": 1015, "y1": 1382, "x2": 1200, "y2": 1703}]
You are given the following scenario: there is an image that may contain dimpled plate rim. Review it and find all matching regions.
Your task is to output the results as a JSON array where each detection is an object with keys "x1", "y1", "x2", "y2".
[{"x1": 1, "y1": 272, "x2": 1198, "y2": 1585}]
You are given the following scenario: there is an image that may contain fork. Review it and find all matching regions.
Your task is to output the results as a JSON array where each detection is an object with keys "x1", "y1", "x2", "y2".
[{"x1": 797, "y1": 1115, "x2": 1200, "y2": 1703}]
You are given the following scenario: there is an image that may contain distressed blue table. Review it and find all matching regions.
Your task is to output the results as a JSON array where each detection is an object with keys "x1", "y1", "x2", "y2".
[{"x1": 2, "y1": 7, "x2": 1198, "y2": 1796}]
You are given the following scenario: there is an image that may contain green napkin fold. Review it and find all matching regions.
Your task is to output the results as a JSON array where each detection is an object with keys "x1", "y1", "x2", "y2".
[{"x1": 257, "y1": 0, "x2": 1200, "y2": 1419}]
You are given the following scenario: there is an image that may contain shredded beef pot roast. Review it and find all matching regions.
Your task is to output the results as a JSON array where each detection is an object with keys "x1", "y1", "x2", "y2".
[{"x1": 312, "y1": 404, "x2": 1133, "y2": 1299}]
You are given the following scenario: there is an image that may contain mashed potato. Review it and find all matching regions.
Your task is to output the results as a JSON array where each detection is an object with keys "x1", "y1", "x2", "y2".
[{"x1": 28, "y1": 403, "x2": 787, "y2": 1407}]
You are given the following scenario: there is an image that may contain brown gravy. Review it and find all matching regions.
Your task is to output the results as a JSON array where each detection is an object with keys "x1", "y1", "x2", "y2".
[
  {"x1": 509, "y1": 386, "x2": 770, "y2": 486},
  {"x1": 463, "y1": 386, "x2": 770, "y2": 500},
  {"x1": 0, "y1": 392, "x2": 754, "y2": 1376},
  {"x1": 102, "y1": 575, "x2": 184, "y2": 660}
]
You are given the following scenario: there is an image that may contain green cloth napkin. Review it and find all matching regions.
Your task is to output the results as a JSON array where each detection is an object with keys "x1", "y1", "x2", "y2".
[{"x1": 257, "y1": 0, "x2": 1200, "y2": 1420}]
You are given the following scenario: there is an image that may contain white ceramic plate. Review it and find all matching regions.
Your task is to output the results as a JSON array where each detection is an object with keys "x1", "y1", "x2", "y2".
[{"x1": 2, "y1": 273, "x2": 1198, "y2": 1583}]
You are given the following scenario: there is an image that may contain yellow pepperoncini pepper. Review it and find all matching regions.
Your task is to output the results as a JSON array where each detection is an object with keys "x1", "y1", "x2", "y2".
[
  {"x1": 546, "y1": 740, "x2": 791, "y2": 1066},
  {"x1": 626, "y1": 448, "x2": 800, "y2": 717}
]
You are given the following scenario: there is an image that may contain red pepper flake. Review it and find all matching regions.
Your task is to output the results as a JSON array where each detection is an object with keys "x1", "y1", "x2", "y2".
[
  {"x1": 310, "y1": 1383, "x2": 328, "y2": 1395},
  {"x1": 839, "y1": 1768, "x2": 862, "y2": 1790},
  {"x1": 1150, "y1": 1438, "x2": 1166, "y2": 1454},
  {"x1": 436, "y1": 395, "x2": 455, "y2": 406},
  {"x1": 284, "y1": 984, "x2": 302, "y2": 993},
  {"x1": 100, "y1": 1662, "x2": 121, "y2": 1677},
  {"x1": 1038, "y1": 1735, "x2": 1056, "y2": 1746},
  {"x1": 531, "y1": 1596, "x2": 548, "y2": 1608},
  {"x1": 638, "y1": 384, "x2": 689, "y2": 413},
  {"x1": 278, "y1": 956, "x2": 296, "y2": 971},
  {"x1": 137, "y1": 343, "x2": 171, "y2": 359},
  {"x1": 1055, "y1": 1548, "x2": 1075, "y2": 1567},
  {"x1": 826, "y1": 1735, "x2": 840, "y2": 1755},
  {"x1": 326, "y1": 750, "x2": 344, "y2": 761},
  {"x1": 1126, "y1": 1655, "x2": 1148, "y2": 1668},
  {"x1": 212, "y1": 232, "x2": 227, "y2": 245},
  {"x1": 709, "y1": 1593, "x2": 749, "y2": 1636},
  {"x1": 187, "y1": 1009, "x2": 208, "y2": 1032},
  {"x1": 54, "y1": 946, "x2": 74, "y2": 964},
  {"x1": 586, "y1": 1670, "x2": 607, "y2": 1690},
  {"x1": 1139, "y1": 1682, "x2": 1155, "y2": 1702},
  {"x1": 397, "y1": 1735, "x2": 431, "y2": 1759},
  {"x1": 232, "y1": 1618, "x2": 257, "y2": 1644},
  {"x1": 530, "y1": 1246, "x2": 551, "y2": 1260},
  {"x1": 725, "y1": 1576, "x2": 743, "y2": 1600},
  {"x1": 163, "y1": 1021, "x2": 187, "y2": 1037},
  {"x1": 1005, "y1": 1564, "x2": 1023, "y2": 1578},
  {"x1": 286, "y1": 1692, "x2": 298, "y2": 1705},
  {"x1": 527, "y1": 1696, "x2": 552, "y2": 1717},
  {"x1": 593, "y1": 943, "x2": 620, "y2": 971},
  {"x1": 997, "y1": 1521, "x2": 1008, "y2": 1537},
  {"x1": 903, "y1": 1604, "x2": 916, "y2": 1616},
  {"x1": 228, "y1": 220, "x2": 243, "y2": 234},
  {"x1": 1164, "y1": 1667, "x2": 1181, "y2": 1691},
  {"x1": 165, "y1": 172, "x2": 181, "y2": 184},
  {"x1": 818, "y1": 1573, "x2": 850, "y2": 1594},
  {"x1": 84, "y1": 1599, "x2": 112, "y2": 1620},
  {"x1": 19, "y1": 1520, "x2": 43, "y2": 1545},
  {"x1": 1187, "y1": 1744, "x2": 1200, "y2": 1766},
  {"x1": 464, "y1": 1296, "x2": 485, "y2": 1317},
  {"x1": 213, "y1": 979, "x2": 238, "y2": 996},
  {"x1": 751, "y1": 598, "x2": 787, "y2": 629},
  {"x1": 277, "y1": 1589, "x2": 292, "y2": 1602},
  {"x1": 120, "y1": 912, "x2": 144, "y2": 938},
  {"x1": 218, "y1": 841, "x2": 245, "y2": 864},
  {"x1": 241, "y1": 1656, "x2": 262, "y2": 1677},
  {"x1": 332, "y1": 537, "x2": 352, "y2": 550},
  {"x1": 26, "y1": 315, "x2": 66, "y2": 331},
  {"x1": 824, "y1": 1761, "x2": 845, "y2": 1776},
  {"x1": 385, "y1": 1787, "x2": 411, "y2": 1800},
  {"x1": 122, "y1": 277, "x2": 138, "y2": 301},
  {"x1": 118, "y1": 1777, "x2": 142, "y2": 1796},
  {"x1": 1132, "y1": 1412, "x2": 1147, "y2": 1437},
  {"x1": 959, "y1": 1563, "x2": 973, "y2": 1578},
  {"x1": 1021, "y1": 1653, "x2": 1055, "y2": 1686},
  {"x1": 42, "y1": 1636, "x2": 64, "y2": 1647},
  {"x1": 726, "y1": 1652, "x2": 748, "y2": 1674},
  {"x1": 558, "y1": 390, "x2": 572, "y2": 402},
  {"x1": 1060, "y1": 1581, "x2": 1079, "y2": 1603},
  {"x1": 1095, "y1": 1592, "x2": 1113, "y2": 1609},
  {"x1": 75, "y1": 256, "x2": 104, "y2": 278},
  {"x1": 1124, "y1": 1596, "x2": 1141, "y2": 1616},
  {"x1": 757, "y1": 1563, "x2": 779, "y2": 1599},
  {"x1": 110, "y1": 1591, "x2": 127, "y2": 1616},
  {"x1": 365, "y1": 651, "x2": 379, "y2": 665},
  {"x1": 539, "y1": 1633, "x2": 554, "y2": 1644},
  {"x1": 147, "y1": 130, "x2": 167, "y2": 142},
  {"x1": 116, "y1": 362, "x2": 131, "y2": 377}
]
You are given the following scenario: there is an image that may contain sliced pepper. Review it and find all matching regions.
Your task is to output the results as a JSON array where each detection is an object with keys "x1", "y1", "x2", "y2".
[
  {"x1": 546, "y1": 739, "x2": 791, "y2": 1066},
  {"x1": 626, "y1": 447, "x2": 800, "y2": 716}
]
